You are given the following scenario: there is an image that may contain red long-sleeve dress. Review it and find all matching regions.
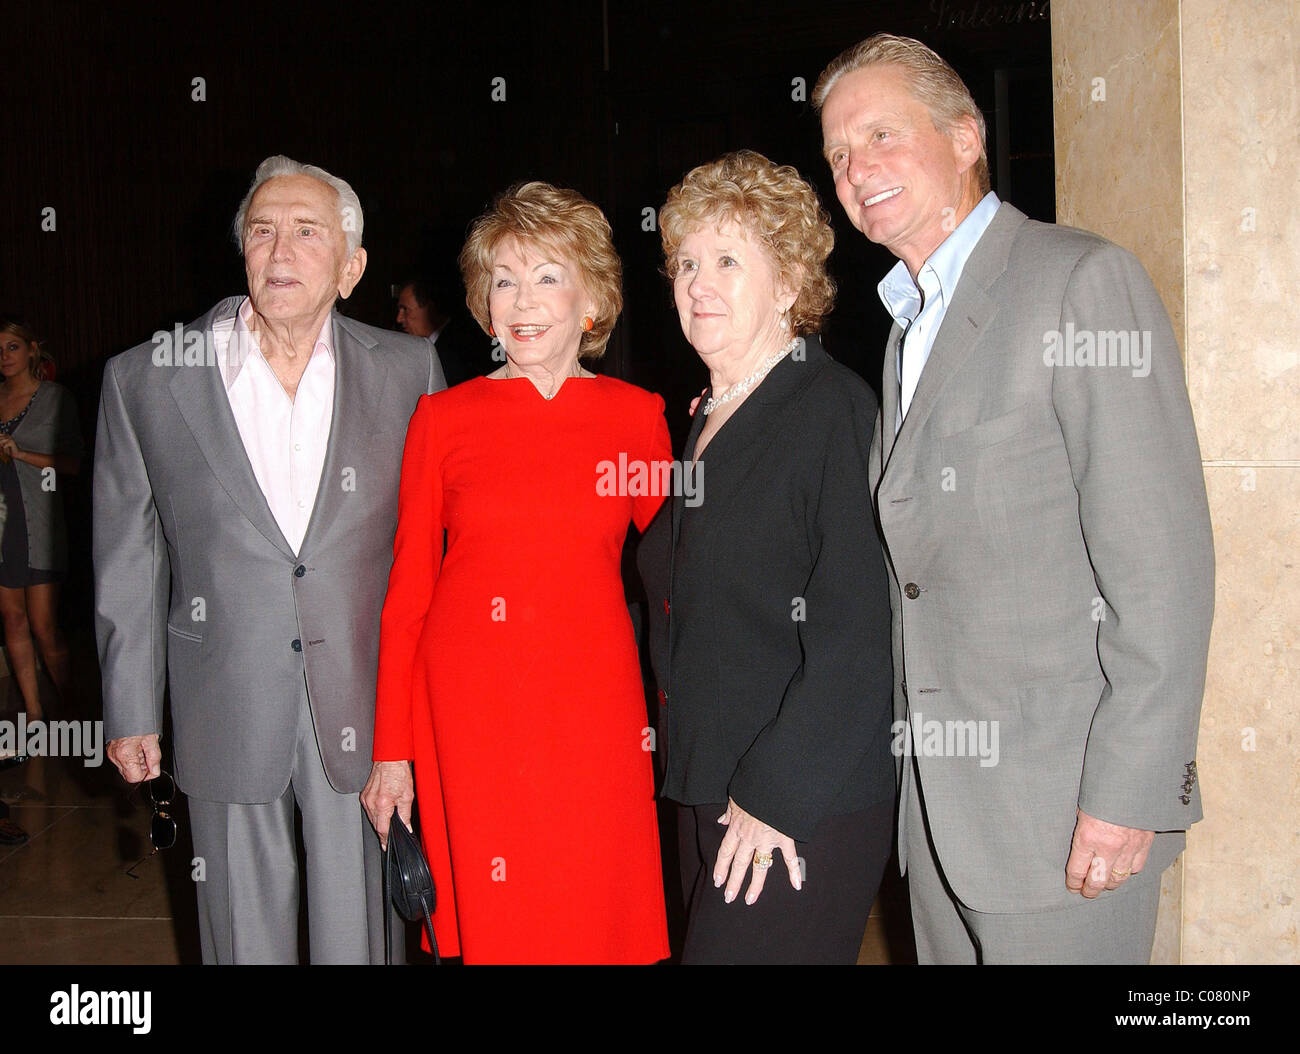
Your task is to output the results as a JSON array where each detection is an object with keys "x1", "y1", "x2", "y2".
[{"x1": 373, "y1": 374, "x2": 671, "y2": 964}]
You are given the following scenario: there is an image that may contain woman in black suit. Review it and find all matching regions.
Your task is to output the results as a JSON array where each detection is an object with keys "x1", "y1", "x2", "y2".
[{"x1": 641, "y1": 150, "x2": 894, "y2": 964}]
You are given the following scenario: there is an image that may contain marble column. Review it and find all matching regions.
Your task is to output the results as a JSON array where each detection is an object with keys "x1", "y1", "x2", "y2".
[{"x1": 1051, "y1": 0, "x2": 1298, "y2": 963}]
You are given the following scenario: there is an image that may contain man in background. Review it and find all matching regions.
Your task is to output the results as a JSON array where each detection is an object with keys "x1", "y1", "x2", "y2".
[{"x1": 395, "y1": 276, "x2": 489, "y2": 387}]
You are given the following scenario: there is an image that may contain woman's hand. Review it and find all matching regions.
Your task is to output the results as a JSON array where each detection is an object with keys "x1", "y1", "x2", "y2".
[
  {"x1": 361, "y1": 760, "x2": 415, "y2": 850},
  {"x1": 712, "y1": 797, "x2": 802, "y2": 905},
  {"x1": 0, "y1": 435, "x2": 20, "y2": 462}
]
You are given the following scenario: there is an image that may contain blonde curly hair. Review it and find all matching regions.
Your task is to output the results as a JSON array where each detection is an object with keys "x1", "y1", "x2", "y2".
[
  {"x1": 659, "y1": 150, "x2": 835, "y2": 335},
  {"x1": 460, "y1": 182, "x2": 622, "y2": 360}
]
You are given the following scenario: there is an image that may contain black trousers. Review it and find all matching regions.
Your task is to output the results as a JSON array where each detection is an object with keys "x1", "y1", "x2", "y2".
[{"x1": 676, "y1": 797, "x2": 894, "y2": 964}]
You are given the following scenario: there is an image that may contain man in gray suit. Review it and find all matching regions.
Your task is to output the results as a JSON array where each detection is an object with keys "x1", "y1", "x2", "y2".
[
  {"x1": 95, "y1": 156, "x2": 445, "y2": 963},
  {"x1": 815, "y1": 36, "x2": 1215, "y2": 963}
]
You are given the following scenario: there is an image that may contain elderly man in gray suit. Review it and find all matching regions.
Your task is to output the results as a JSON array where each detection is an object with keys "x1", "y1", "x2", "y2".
[
  {"x1": 95, "y1": 155, "x2": 445, "y2": 963},
  {"x1": 815, "y1": 36, "x2": 1215, "y2": 964}
]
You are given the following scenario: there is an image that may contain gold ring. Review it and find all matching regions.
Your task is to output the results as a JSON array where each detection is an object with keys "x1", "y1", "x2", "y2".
[
  {"x1": 1110, "y1": 868, "x2": 1131, "y2": 878},
  {"x1": 753, "y1": 851, "x2": 773, "y2": 870}
]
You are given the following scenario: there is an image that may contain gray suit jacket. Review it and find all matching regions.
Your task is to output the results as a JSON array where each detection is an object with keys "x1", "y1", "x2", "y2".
[
  {"x1": 871, "y1": 204, "x2": 1214, "y2": 913},
  {"x1": 94, "y1": 297, "x2": 445, "y2": 803}
]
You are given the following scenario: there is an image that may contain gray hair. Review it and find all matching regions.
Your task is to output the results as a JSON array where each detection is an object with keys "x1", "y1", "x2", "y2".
[
  {"x1": 231, "y1": 155, "x2": 365, "y2": 255},
  {"x1": 813, "y1": 34, "x2": 990, "y2": 197}
]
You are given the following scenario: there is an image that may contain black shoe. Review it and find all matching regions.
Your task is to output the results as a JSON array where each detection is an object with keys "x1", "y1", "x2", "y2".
[{"x1": 0, "y1": 818, "x2": 28, "y2": 845}]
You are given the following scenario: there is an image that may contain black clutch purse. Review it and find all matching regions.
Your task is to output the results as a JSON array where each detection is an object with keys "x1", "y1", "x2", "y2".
[{"x1": 384, "y1": 808, "x2": 440, "y2": 965}]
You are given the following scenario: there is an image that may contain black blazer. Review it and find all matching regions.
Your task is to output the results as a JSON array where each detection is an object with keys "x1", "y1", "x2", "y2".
[{"x1": 638, "y1": 335, "x2": 894, "y2": 842}]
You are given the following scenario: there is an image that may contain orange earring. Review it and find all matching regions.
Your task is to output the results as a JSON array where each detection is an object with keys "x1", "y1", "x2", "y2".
[
  {"x1": 488, "y1": 324, "x2": 495, "y2": 337},
  {"x1": 581, "y1": 316, "x2": 594, "y2": 332}
]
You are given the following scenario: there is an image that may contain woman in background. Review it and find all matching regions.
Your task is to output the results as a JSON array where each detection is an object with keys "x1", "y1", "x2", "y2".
[{"x1": 0, "y1": 317, "x2": 82, "y2": 729}]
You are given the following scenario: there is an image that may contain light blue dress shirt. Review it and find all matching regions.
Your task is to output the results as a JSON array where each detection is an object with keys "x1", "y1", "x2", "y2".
[{"x1": 877, "y1": 192, "x2": 1001, "y2": 434}]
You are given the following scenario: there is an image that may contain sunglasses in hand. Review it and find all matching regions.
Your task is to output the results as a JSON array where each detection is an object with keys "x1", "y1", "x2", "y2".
[{"x1": 126, "y1": 770, "x2": 178, "y2": 879}]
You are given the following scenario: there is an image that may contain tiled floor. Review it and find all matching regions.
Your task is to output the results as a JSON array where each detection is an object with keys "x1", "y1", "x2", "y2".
[
  {"x1": 862, "y1": 863, "x2": 917, "y2": 965},
  {"x1": 0, "y1": 697, "x2": 200, "y2": 964},
  {"x1": 2, "y1": 752, "x2": 915, "y2": 964},
  {"x1": 0, "y1": 645, "x2": 915, "y2": 965}
]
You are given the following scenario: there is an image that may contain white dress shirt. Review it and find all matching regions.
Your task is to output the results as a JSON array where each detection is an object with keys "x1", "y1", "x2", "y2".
[
  {"x1": 878, "y1": 192, "x2": 1001, "y2": 434},
  {"x1": 211, "y1": 298, "x2": 335, "y2": 554}
]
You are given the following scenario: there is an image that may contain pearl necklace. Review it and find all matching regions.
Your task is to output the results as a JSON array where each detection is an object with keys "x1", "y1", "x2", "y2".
[{"x1": 701, "y1": 338, "x2": 799, "y2": 416}]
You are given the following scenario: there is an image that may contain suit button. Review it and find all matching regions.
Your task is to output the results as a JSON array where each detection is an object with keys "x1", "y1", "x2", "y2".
[
  {"x1": 294, "y1": 565, "x2": 306, "y2": 578},
  {"x1": 904, "y1": 583, "x2": 920, "y2": 600},
  {"x1": 291, "y1": 639, "x2": 302, "y2": 652},
  {"x1": 663, "y1": 598, "x2": 670, "y2": 616}
]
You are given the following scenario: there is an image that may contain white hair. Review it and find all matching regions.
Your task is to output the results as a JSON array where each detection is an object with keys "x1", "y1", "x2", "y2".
[{"x1": 231, "y1": 155, "x2": 364, "y2": 255}]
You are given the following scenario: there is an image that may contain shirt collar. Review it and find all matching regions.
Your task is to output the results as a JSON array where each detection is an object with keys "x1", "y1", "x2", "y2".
[
  {"x1": 877, "y1": 191, "x2": 1001, "y2": 324},
  {"x1": 219, "y1": 297, "x2": 336, "y2": 390}
]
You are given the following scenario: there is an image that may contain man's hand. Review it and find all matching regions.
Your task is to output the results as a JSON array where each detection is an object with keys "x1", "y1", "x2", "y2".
[
  {"x1": 360, "y1": 761, "x2": 415, "y2": 850},
  {"x1": 1065, "y1": 808, "x2": 1155, "y2": 898},
  {"x1": 107, "y1": 734, "x2": 162, "y2": 784},
  {"x1": 712, "y1": 797, "x2": 803, "y2": 906}
]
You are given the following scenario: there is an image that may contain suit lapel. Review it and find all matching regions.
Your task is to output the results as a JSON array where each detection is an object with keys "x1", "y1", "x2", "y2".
[
  {"x1": 671, "y1": 400, "x2": 707, "y2": 555},
  {"x1": 881, "y1": 203, "x2": 1026, "y2": 480},
  {"x1": 298, "y1": 314, "x2": 389, "y2": 555},
  {"x1": 875, "y1": 320, "x2": 904, "y2": 484},
  {"x1": 168, "y1": 299, "x2": 295, "y2": 560},
  {"x1": 680, "y1": 337, "x2": 831, "y2": 549}
]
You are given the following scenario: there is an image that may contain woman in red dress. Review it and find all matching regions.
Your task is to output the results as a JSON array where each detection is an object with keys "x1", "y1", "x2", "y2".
[{"x1": 362, "y1": 182, "x2": 671, "y2": 964}]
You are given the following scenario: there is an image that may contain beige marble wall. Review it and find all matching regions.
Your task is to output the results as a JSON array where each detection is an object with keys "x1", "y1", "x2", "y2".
[
  {"x1": 1194, "y1": 467, "x2": 1299, "y2": 960},
  {"x1": 1182, "y1": 0, "x2": 1299, "y2": 963},
  {"x1": 1052, "y1": 0, "x2": 1299, "y2": 964},
  {"x1": 1184, "y1": 2, "x2": 1300, "y2": 465},
  {"x1": 1052, "y1": 0, "x2": 1184, "y2": 342}
]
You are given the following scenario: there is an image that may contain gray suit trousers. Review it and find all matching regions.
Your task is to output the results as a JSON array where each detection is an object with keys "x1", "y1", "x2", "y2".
[
  {"x1": 904, "y1": 753, "x2": 1163, "y2": 965},
  {"x1": 187, "y1": 678, "x2": 395, "y2": 964}
]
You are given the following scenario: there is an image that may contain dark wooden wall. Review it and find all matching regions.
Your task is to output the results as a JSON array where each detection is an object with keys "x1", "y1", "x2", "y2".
[{"x1": 1, "y1": 0, "x2": 1052, "y2": 619}]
